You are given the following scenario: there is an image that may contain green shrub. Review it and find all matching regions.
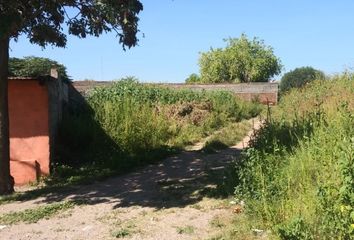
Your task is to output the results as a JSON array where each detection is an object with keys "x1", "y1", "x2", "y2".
[
  {"x1": 199, "y1": 34, "x2": 282, "y2": 83},
  {"x1": 277, "y1": 217, "x2": 313, "y2": 240}
]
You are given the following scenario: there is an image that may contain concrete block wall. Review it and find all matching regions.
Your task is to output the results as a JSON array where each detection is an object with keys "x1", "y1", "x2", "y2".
[
  {"x1": 159, "y1": 83, "x2": 279, "y2": 105},
  {"x1": 8, "y1": 79, "x2": 51, "y2": 185},
  {"x1": 8, "y1": 69, "x2": 69, "y2": 185},
  {"x1": 72, "y1": 81, "x2": 278, "y2": 105}
]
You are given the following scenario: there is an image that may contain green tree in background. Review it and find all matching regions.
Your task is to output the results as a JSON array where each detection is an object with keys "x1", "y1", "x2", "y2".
[
  {"x1": 199, "y1": 34, "x2": 282, "y2": 83},
  {"x1": 280, "y1": 66, "x2": 325, "y2": 93},
  {"x1": 9, "y1": 56, "x2": 71, "y2": 82},
  {"x1": 0, "y1": 0, "x2": 143, "y2": 194},
  {"x1": 185, "y1": 73, "x2": 201, "y2": 84}
]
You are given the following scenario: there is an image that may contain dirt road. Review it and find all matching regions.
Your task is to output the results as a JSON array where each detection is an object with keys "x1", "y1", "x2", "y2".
[{"x1": 0, "y1": 120, "x2": 261, "y2": 240}]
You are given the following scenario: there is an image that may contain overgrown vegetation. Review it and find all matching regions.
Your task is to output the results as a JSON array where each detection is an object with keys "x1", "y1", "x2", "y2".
[
  {"x1": 0, "y1": 77, "x2": 261, "y2": 204},
  {"x1": 232, "y1": 73, "x2": 354, "y2": 239},
  {"x1": 55, "y1": 77, "x2": 261, "y2": 182}
]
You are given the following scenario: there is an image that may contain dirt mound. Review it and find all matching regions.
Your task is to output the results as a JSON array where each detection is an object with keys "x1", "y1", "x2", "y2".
[{"x1": 160, "y1": 101, "x2": 212, "y2": 126}]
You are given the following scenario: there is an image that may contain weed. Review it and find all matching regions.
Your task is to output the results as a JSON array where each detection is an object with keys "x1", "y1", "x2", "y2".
[
  {"x1": 190, "y1": 204, "x2": 203, "y2": 210},
  {"x1": 176, "y1": 225, "x2": 195, "y2": 234},
  {"x1": 277, "y1": 217, "x2": 313, "y2": 240},
  {"x1": 111, "y1": 228, "x2": 132, "y2": 238},
  {"x1": 210, "y1": 216, "x2": 226, "y2": 228},
  {"x1": 111, "y1": 220, "x2": 137, "y2": 238},
  {"x1": 0, "y1": 201, "x2": 78, "y2": 224}
]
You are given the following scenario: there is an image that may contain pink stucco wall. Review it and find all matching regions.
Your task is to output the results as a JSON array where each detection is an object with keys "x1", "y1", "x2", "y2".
[{"x1": 8, "y1": 80, "x2": 50, "y2": 185}]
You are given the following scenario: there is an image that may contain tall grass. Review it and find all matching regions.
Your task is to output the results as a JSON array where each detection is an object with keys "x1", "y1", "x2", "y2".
[
  {"x1": 57, "y1": 78, "x2": 262, "y2": 173},
  {"x1": 233, "y1": 73, "x2": 354, "y2": 239}
]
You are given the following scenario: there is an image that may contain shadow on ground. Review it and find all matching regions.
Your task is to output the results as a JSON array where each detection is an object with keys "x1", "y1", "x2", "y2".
[
  {"x1": 20, "y1": 147, "x2": 243, "y2": 210},
  {"x1": 1, "y1": 85, "x2": 250, "y2": 211}
]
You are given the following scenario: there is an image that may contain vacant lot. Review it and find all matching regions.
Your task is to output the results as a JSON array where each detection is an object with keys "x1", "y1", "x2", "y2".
[{"x1": 0, "y1": 120, "x2": 261, "y2": 240}]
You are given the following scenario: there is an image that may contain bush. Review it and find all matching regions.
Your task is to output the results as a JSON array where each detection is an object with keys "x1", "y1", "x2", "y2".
[{"x1": 9, "y1": 56, "x2": 71, "y2": 82}]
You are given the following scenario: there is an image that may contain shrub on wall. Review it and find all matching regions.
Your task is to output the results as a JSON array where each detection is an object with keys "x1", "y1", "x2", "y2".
[{"x1": 9, "y1": 56, "x2": 71, "y2": 82}]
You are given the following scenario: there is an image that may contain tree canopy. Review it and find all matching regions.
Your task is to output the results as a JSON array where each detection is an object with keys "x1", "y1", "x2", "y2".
[
  {"x1": 198, "y1": 34, "x2": 282, "y2": 83},
  {"x1": 280, "y1": 66, "x2": 325, "y2": 93},
  {"x1": 0, "y1": 0, "x2": 143, "y2": 48},
  {"x1": 9, "y1": 56, "x2": 71, "y2": 82},
  {"x1": 0, "y1": 0, "x2": 143, "y2": 194},
  {"x1": 185, "y1": 73, "x2": 201, "y2": 84}
]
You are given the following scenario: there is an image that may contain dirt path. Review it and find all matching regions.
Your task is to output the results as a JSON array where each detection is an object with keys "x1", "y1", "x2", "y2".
[{"x1": 0, "y1": 119, "x2": 262, "y2": 240}]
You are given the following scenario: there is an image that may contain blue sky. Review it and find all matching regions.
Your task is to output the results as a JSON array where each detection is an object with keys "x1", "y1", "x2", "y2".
[{"x1": 9, "y1": 0, "x2": 354, "y2": 82}]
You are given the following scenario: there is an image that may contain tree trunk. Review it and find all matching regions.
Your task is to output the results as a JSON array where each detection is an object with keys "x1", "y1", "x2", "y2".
[{"x1": 0, "y1": 36, "x2": 13, "y2": 195}]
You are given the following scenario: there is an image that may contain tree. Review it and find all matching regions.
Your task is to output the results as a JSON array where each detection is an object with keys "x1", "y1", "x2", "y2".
[
  {"x1": 199, "y1": 34, "x2": 282, "y2": 83},
  {"x1": 280, "y1": 67, "x2": 325, "y2": 93},
  {"x1": 0, "y1": 0, "x2": 143, "y2": 194},
  {"x1": 185, "y1": 73, "x2": 200, "y2": 84},
  {"x1": 9, "y1": 56, "x2": 71, "y2": 82}
]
